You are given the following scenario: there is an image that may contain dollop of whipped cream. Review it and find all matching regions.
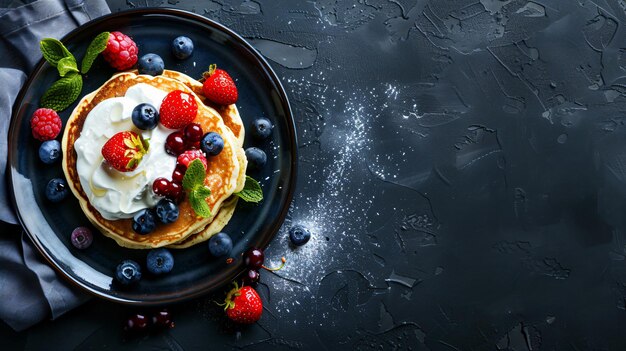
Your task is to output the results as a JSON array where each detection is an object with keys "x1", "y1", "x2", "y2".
[{"x1": 74, "y1": 83, "x2": 176, "y2": 220}]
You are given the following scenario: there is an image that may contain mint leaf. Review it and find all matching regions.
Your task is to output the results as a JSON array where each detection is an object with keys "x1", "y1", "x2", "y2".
[
  {"x1": 182, "y1": 159, "x2": 206, "y2": 191},
  {"x1": 81, "y1": 31, "x2": 109, "y2": 74},
  {"x1": 40, "y1": 73, "x2": 83, "y2": 111},
  {"x1": 57, "y1": 56, "x2": 78, "y2": 77},
  {"x1": 40, "y1": 38, "x2": 73, "y2": 67},
  {"x1": 190, "y1": 188, "x2": 212, "y2": 217},
  {"x1": 235, "y1": 176, "x2": 263, "y2": 203}
]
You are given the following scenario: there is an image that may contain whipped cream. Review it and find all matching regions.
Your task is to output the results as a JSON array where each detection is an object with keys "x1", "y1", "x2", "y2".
[{"x1": 74, "y1": 83, "x2": 176, "y2": 220}]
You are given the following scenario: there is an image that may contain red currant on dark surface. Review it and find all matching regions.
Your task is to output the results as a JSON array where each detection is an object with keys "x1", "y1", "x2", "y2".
[
  {"x1": 152, "y1": 310, "x2": 175, "y2": 328},
  {"x1": 165, "y1": 131, "x2": 186, "y2": 156},
  {"x1": 124, "y1": 313, "x2": 149, "y2": 333},
  {"x1": 243, "y1": 248, "x2": 264, "y2": 270},
  {"x1": 242, "y1": 269, "x2": 260, "y2": 286}
]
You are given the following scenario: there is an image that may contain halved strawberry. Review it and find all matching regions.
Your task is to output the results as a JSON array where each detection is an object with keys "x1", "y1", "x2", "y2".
[
  {"x1": 222, "y1": 283, "x2": 262, "y2": 324},
  {"x1": 101, "y1": 131, "x2": 149, "y2": 172},
  {"x1": 201, "y1": 64, "x2": 238, "y2": 105}
]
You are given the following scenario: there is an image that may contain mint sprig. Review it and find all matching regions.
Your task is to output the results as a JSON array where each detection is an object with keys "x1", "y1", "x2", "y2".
[
  {"x1": 39, "y1": 31, "x2": 109, "y2": 111},
  {"x1": 235, "y1": 176, "x2": 263, "y2": 203},
  {"x1": 182, "y1": 159, "x2": 212, "y2": 217}
]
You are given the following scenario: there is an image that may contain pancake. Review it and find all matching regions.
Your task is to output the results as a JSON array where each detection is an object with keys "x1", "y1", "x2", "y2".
[{"x1": 62, "y1": 70, "x2": 246, "y2": 249}]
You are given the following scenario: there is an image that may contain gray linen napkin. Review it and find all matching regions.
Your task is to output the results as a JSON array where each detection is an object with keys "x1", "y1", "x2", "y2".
[{"x1": 0, "y1": 0, "x2": 110, "y2": 331}]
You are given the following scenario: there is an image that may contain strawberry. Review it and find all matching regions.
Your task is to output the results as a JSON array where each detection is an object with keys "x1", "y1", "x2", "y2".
[
  {"x1": 201, "y1": 64, "x2": 238, "y2": 105},
  {"x1": 101, "y1": 131, "x2": 149, "y2": 172},
  {"x1": 222, "y1": 283, "x2": 262, "y2": 324},
  {"x1": 160, "y1": 90, "x2": 198, "y2": 129}
]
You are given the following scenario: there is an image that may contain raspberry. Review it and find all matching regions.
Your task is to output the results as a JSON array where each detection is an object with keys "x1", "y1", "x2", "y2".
[
  {"x1": 102, "y1": 31, "x2": 138, "y2": 71},
  {"x1": 159, "y1": 90, "x2": 198, "y2": 129},
  {"x1": 177, "y1": 150, "x2": 207, "y2": 170},
  {"x1": 30, "y1": 108, "x2": 62, "y2": 141}
]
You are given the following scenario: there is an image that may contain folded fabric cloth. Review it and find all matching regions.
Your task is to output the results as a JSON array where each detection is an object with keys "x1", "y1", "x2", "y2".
[{"x1": 0, "y1": 0, "x2": 110, "y2": 331}]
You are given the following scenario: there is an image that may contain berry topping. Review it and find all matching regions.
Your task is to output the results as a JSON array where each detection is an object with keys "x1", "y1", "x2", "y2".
[
  {"x1": 131, "y1": 103, "x2": 159, "y2": 130},
  {"x1": 160, "y1": 90, "x2": 198, "y2": 129},
  {"x1": 200, "y1": 132, "x2": 224, "y2": 156},
  {"x1": 39, "y1": 140, "x2": 61, "y2": 164},
  {"x1": 152, "y1": 177, "x2": 171, "y2": 197},
  {"x1": 146, "y1": 248, "x2": 174, "y2": 275},
  {"x1": 115, "y1": 259, "x2": 142, "y2": 285},
  {"x1": 155, "y1": 198, "x2": 179, "y2": 224},
  {"x1": 102, "y1": 31, "x2": 138, "y2": 71},
  {"x1": 152, "y1": 310, "x2": 175, "y2": 328},
  {"x1": 250, "y1": 118, "x2": 273, "y2": 140},
  {"x1": 124, "y1": 313, "x2": 149, "y2": 333},
  {"x1": 242, "y1": 269, "x2": 260, "y2": 286},
  {"x1": 223, "y1": 283, "x2": 262, "y2": 324},
  {"x1": 165, "y1": 131, "x2": 186, "y2": 156},
  {"x1": 245, "y1": 147, "x2": 267, "y2": 171},
  {"x1": 208, "y1": 232, "x2": 233, "y2": 257},
  {"x1": 171, "y1": 36, "x2": 194, "y2": 59},
  {"x1": 45, "y1": 178, "x2": 68, "y2": 202},
  {"x1": 243, "y1": 248, "x2": 264, "y2": 270},
  {"x1": 171, "y1": 164, "x2": 186, "y2": 184},
  {"x1": 30, "y1": 108, "x2": 61, "y2": 141},
  {"x1": 168, "y1": 182, "x2": 183, "y2": 201},
  {"x1": 70, "y1": 226, "x2": 93, "y2": 249},
  {"x1": 183, "y1": 123, "x2": 203, "y2": 143},
  {"x1": 132, "y1": 209, "x2": 156, "y2": 234},
  {"x1": 137, "y1": 53, "x2": 164, "y2": 76},
  {"x1": 201, "y1": 64, "x2": 238, "y2": 105},
  {"x1": 177, "y1": 149, "x2": 207, "y2": 170},
  {"x1": 289, "y1": 225, "x2": 311, "y2": 246},
  {"x1": 101, "y1": 131, "x2": 149, "y2": 172}
]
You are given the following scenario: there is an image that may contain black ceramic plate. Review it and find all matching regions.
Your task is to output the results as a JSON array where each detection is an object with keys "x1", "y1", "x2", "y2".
[{"x1": 8, "y1": 8, "x2": 296, "y2": 304}]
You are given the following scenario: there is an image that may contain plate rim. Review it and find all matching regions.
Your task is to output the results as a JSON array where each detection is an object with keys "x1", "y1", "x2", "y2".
[{"x1": 8, "y1": 7, "x2": 298, "y2": 305}]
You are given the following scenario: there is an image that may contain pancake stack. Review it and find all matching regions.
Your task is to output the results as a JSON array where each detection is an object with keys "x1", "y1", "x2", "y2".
[{"x1": 61, "y1": 70, "x2": 247, "y2": 249}]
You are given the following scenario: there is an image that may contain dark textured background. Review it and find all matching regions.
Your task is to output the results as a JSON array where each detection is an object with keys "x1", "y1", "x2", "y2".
[{"x1": 5, "y1": 0, "x2": 626, "y2": 349}]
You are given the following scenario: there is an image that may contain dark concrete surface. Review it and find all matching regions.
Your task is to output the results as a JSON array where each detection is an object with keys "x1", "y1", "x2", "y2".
[{"x1": 5, "y1": 0, "x2": 626, "y2": 349}]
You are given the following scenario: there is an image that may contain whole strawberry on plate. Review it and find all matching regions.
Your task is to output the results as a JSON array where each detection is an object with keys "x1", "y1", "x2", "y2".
[
  {"x1": 201, "y1": 64, "x2": 238, "y2": 105},
  {"x1": 101, "y1": 131, "x2": 149, "y2": 172},
  {"x1": 222, "y1": 282, "x2": 262, "y2": 324}
]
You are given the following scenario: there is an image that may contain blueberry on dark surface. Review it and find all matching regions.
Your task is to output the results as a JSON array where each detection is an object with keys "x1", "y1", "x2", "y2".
[
  {"x1": 243, "y1": 248, "x2": 264, "y2": 270},
  {"x1": 289, "y1": 225, "x2": 311, "y2": 246},
  {"x1": 242, "y1": 269, "x2": 260, "y2": 286},
  {"x1": 155, "y1": 198, "x2": 179, "y2": 224},
  {"x1": 70, "y1": 227, "x2": 93, "y2": 249},
  {"x1": 137, "y1": 53, "x2": 165, "y2": 76},
  {"x1": 250, "y1": 117, "x2": 273, "y2": 140},
  {"x1": 245, "y1": 147, "x2": 267, "y2": 170},
  {"x1": 208, "y1": 232, "x2": 233, "y2": 257},
  {"x1": 200, "y1": 132, "x2": 224, "y2": 156},
  {"x1": 38, "y1": 140, "x2": 61, "y2": 164},
  {"x1": 146, "y1": 248, "x2": 174, "y2": 275},
  {"x1": 132, "y1": 209, "x2": 156, "y2": 234},
  {"x1": 171, "y1": 36, "x2": 194, "y2": 59},
  {"x1": 45, "y1": 178, "x2": 68, "y2": 202},
  {"x1": 131, "y1": 103, "x2": 159, "y2": 130},
  {"x1": 115, "y1": 260, "x2": 142, "y2": 285}
]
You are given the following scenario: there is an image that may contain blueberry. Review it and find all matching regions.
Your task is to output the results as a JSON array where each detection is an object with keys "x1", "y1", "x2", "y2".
[
  {"x1": 250, "y1": 118, "x2": 273, "y2": 140},
  {"x1": 131, "y1": 103, "x2": 159, "y2": 130},
  {"x1": 171, "y1": 36, "x2": 194, "y2": 59},
  {"x1": 132, "y1": 209, "x2": 156, "y2": 234},
  {"x1": 39, "y1": 140, "x2": 61, "y2": 164},
  {"x1": 208, "y1": 232, "x2": 233, "y2": 257},
  {"x1": 155, "y1": 198, "x2": 179, "y2": 224},
  {"x1": 200, "y1": 132, "x2": 224, "y2": 156},
  {"x1": 70, "y1": 227, "x2": 93, "y2": 249},
  {"x1": 146, "y1": 248, "x2": 174, "y2": 275},
  {"x1": 289, "y1": 225, "x2": 311, "y2": 246},
  {"x1": 115, "y1": 260, "x2": 142, "y2": 285},
  {"x1": 45, "y1": 178, "x2": 68, "y2": 202},
  {"x1": 137, "y1": 53, "x2": 164, "y2": 76},
  {"x1": 245, "y1": 147, "x2": 267, "y2": 170}
]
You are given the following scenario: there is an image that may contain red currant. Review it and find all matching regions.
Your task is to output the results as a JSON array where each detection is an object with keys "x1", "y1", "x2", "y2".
[
  {"x1": 183, "y1": 123, "x2": 203, "y2": 142},
  {"x1": 124, "y1": 313, "x2": 149, "y2": 333},
  {"x1": 153, "y1": 177, "x2": 171, "y2": 196},
  {"x1": 172, "y1": 168, "x2": 184, "y2": 184},
  {"x1": 168, "y1": 182, "x2": 182, "y2": 200},
  {"x1": 243, "y1": 248, "x2": 264, "y2": 270},
  {"x1": 152, "y1": 310, "x2": 174, "y2": 328},
  {"x1": 165, "y1": 131, "x2": 186, "y2": 156},
  {"x1": 242, "y1": 269, "x2": 260, "y2": 286}
]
